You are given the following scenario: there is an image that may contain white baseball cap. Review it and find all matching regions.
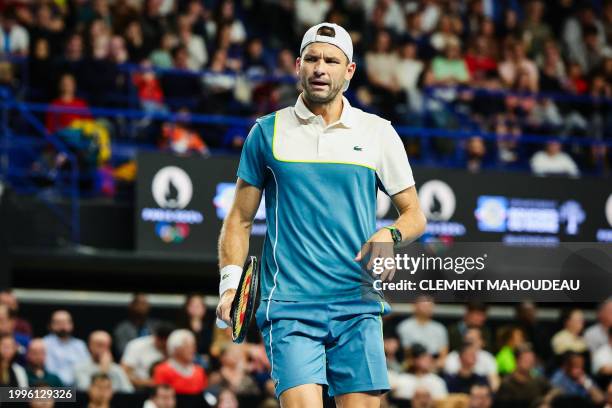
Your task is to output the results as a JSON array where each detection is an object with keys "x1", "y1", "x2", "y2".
[{"x1": 300, "y1": 22, "x2": 353, "y2": 91}]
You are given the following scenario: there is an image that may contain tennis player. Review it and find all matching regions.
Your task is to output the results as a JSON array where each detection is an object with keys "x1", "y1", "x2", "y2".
[{"x1": 216, "y1": 23, "x2": 426, "y2": 408}]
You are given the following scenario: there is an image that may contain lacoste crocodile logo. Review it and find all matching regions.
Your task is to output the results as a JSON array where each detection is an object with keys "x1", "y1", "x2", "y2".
[{"x1": 353, "y1": 146, "x2": 363, "y2": 151}]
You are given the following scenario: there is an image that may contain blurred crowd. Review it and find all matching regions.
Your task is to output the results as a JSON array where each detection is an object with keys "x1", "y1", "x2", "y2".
[
  {"x1": 1, "y1": 0, "x2": 612, "y2": 183},
  {"x1": 0, "y1": 288, "x2": 611, "y2": 408}
]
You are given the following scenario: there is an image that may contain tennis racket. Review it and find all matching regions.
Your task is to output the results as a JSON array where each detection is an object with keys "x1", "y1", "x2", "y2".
[{"x1": 216, "y1": 256, "x2": 260, "y2": 344}]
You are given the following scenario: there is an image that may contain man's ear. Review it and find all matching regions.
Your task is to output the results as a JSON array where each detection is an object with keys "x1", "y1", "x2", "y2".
[
  {"x1": 346, "y1": 61, "x2": 357, "y2": 81},
  {"x1": 295, "y1": 57, "x2": 301, "y2": 75}
]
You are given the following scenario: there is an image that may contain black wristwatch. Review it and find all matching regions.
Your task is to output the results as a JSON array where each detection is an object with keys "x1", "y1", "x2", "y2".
[{"x1": 384, "y1": 226, "x2": 402, "y2": 245}]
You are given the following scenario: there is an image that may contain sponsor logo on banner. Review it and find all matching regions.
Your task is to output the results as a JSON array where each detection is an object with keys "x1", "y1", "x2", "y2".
[
  {"x1": 416, "y1": 180, "x2": 466, "y2": 237},
  {"x1": 475, "y1": 195, "x2": 586, "y2": 243},
  {"x1": 141, "y1": 166, "x2": 204, "y2": 243},
  {"x1": 214, "y1": 183, "x2": 267, "y2": 235}
]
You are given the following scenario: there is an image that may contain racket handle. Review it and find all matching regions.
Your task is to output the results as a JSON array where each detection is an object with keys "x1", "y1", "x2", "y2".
[{"x1": 216, "y1": 318, "x2": 229, "y2": 329}]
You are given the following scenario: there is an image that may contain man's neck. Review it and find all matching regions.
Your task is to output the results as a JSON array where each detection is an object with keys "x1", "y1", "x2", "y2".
[{"x1": 301, "y1": 94, "x2": 343, "y2": 126}]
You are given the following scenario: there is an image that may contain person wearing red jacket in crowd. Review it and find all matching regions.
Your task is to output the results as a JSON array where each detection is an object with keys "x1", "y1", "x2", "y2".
[
  {"x1": 45, "y1": 73, "x2": 91, "y2": 134},
  {"x1": 153, "y1": 329, "x2": 207, "y2": 395}
]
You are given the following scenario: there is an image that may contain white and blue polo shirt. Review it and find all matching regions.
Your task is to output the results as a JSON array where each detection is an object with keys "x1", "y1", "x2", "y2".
[{"x1": 237, "y1": 95, "x2": 415, "y2": 302}]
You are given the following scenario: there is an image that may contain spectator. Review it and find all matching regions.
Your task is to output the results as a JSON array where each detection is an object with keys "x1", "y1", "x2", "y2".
[
  {"x1": 42, "y1": 310, "x2": 89, "y2": 386},
  {"x1": 125, "y1": 20, "x2": 148, "y2": 63},
  {"x1": 140, "y1": 0, "x2": 173, "y2": 55},
  {"x1": 464, "y1": 37, "x2": 497, "y2": 81},
  {"x1": 365, "y1": 29, "x2": 403, "y2": 119},
  {"x1": 152, "y1": 329, "x2": 207, "y2": 395},
  {"x1": 55, "y1": 33, "x2": 86, "y2": 83},
  {"x1": 25, "y1": 338, "x2": 63, "y2": 387},
  {"x1": 87, "y1": 373, "x2": 114, "y2": 408},
  {"x1": 215, "y1": 388, "x2": 239, "y2": 408},
  {"x1": 592, "y1": 327, "x2": 612, "y2": 377},
  {"x1": 465, "y1": 136, "x2": 487, "y2": 173},
  {"x1": 149, "y1": 32, "x2": 177, "y2": 69},
  {"x1": 444, "y1": 327, "x2": 499, "y2": 391},
  {"x1": 161, "y1": 109, "x2": 210, "y2": 156},
  {"x1": 444, "y1": 342, "x2": 489, "y2": 394},
  {"x1": 161, "y1": 45, "x2": 202, "y2": 109},
  {"x1": 430, "y1": 15, "x2": 460, "y2": 53},
  {"x1": 495, "y1": 326, "x2": 526, "y2": 375},
  {"x1": 28, "y1": 38, "x2": 55, "y2": 102},
  {"x1": 498, "y1": 41, "x2": 539, "y2": 92},
  {"x1": 214, "y1": 0, "x2": 246, "y2": 46},
  {"x1": 521, "y1": 0, "x2": 553, "y2": 57},
  {"x1": 45, "y1": 73, "x2": 91, "y2": 134},
  {"x1": 28, "y1": 4, "x2": 64, "y2": 56},
  {"x1": 496, "y1": 343, "x2": 551, "y2": 406},
  {"x1": 177, "y1": 14, "x2": 208, "y2": 70},
  {"x1": 143, "y1": 383, "x2": 176, "y2": 408},
  {"x1": 209, "y1": 344, "x2": 260, "y2": 397},
  {"x1": 388, "y1": 343, "x2": 448, "y2": 401},
  {"x1": 395, "y1": 40, "x2": 424, "y2": 113},
  {"x1": 448, "y1": 302, "x2": 492, "y2": 352},
  {"x1": 295, "y1": 0, "x2": 331, "y2": 32},
  {"x1": 177, "y1": 293, "x2": 212, "y2": 359},
  {"x1": 113, "y1": 293, "x2": 158, "y2": 356},
  {"x1": 0, "y1": 7, "x2": 29, "y2": 56},
  {"x1": 384, "y1": 336, "x2": 402, "y2": 373},
  {"x1": 121, "y1": 322, "x2": 172, "y2": 389},
  {"x1": 0, "y1": 303, "x2": 30, "y2": 357},
  {"x1": 133, "y1": 60, "x2": 168, "y2": 117},
  {"x1": 469, "y1": 384, "x2": 493, "y2": 408},
  {"x1": 109, "y1": 35, "x2": 129, "y2": 65},
  {"x1": 585, "y1": 299, "x2": 612, "y2": 354},
  {"x1": 563, "y1": 5, "x2": 606, "y2": 73},
  {"x1": 551, "y1": 308, "x2": 588, "y2": 355},
  {"x1": 511, "y1": 301, "x2": 551, "y2": 361},
  {"x1": 530, "y1": 141, "x2": 580, "y2": 178},
  {"x1": 74, "y1": 331, "x2": 133, "y2": 393},
  {"x1": 551, "y1": 352, "x2": 604, "y2": 405},
  {"x1": 410, "y1": 387, "x2": 434, "y2": 408},
  {"x1": 202, "y1": 49, "x2": 237, "y2": 113},
  {"x1": 431, "y1": 40, "x2": 470, "y2": 85},
  {"x1": 396, "y1": 295, "x2": 448, "y2": 366},
  {"x1": 243, "y1": 38, "x2": 273, "y2": 77},
  {"x1": 0, "y1": 334, "x2": 28, "y2": 386},
  {"x1": 29, "y1": 384, "x2": 56, "y2": 408}
]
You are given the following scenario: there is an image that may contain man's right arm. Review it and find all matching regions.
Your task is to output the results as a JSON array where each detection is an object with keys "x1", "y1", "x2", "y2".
[{"x1": 216, "y1": 178, "x2": 263, "y2": 325}]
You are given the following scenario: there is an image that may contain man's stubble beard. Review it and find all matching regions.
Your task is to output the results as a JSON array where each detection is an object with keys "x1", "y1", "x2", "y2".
[{"x1": 300, "y1": 75, "x2": 344, "y2": 105}]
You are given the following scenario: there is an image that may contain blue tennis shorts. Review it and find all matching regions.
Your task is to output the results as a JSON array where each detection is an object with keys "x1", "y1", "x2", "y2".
[{"x1": 255, "y1": 298, "x2": 391, "y2": 398}]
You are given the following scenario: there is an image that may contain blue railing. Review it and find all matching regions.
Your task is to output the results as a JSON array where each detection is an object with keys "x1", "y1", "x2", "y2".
[{"x1": 0, "y1": 88, "x2": 80, "y2": 243}]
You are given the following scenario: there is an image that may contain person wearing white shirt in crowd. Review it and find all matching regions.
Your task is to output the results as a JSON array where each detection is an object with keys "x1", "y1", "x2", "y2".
[
  {"x1": 592, "y1": 327, "x2": 612, "y2": 377},
  {"x1": 0, "y1": 8, "x2": 29, "y2": 56},
  {"x1": 530, "y1": 141, "x2": 580, "y2": 177},
  {"x1": 389, "y1": 344, "x2": 448, "y2": 401},
  {"x1": 296, "y1": 0, "x2": 331, "y2": 30},
  {"x1": 121, "y1": 323, "x2": 172, "y2": 389},
  {"x1": 177, "y1": 14, "x2": 208, "y2": 71},
  {"x1": 395, "y1": 41, "x2": 425, "y2": 113},
  {"x1": 444, "y1": 327, "x2": 499, "y2": 391},
  {"x1": 143, "y1": 384, "x2": 176, "y2": 408},
  {"x1": 42, "y1": 310, "x2": 89, "y2": 386},
  {"x1": 396, "y1": 295, "x2": 448, "y2": 368},
  {"x1": 585, "y1": 299, "x2": 612, "y2": 354}
]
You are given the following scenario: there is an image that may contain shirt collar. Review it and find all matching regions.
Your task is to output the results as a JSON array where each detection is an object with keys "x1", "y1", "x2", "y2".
[{"x1": 294, "y1": 93, "x2": 354, "y2": 128}]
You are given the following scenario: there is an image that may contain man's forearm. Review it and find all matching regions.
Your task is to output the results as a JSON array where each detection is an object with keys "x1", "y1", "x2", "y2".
[
  {"x1": 218, "y1": 214, "x2": 252, "y2": 269},
  {"x1": 393, "y1": 209, "x2": 427, "y2": 244}
]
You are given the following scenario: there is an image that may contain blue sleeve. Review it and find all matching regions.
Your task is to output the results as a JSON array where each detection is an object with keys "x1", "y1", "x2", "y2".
[{"x1": 237, "y1": 122, "x2": 266, "y2": 189}]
